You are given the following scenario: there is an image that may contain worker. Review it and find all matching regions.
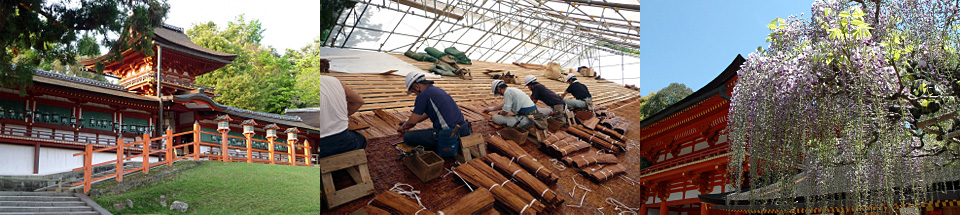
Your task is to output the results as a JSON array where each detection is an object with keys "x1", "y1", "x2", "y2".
[
  {"x1": 397, "y1": 72, "x2": 471, "y2": 155},
  {"x1": 310, "y1": 75, "x2": 368, "y2": 158},
  {"x1": 484, "y1": 80, "x2": 544, "y2": 128},
  {"x1": 559, "y1": 73, "x2": 593, "y2": 110},
  {"x1": 523, "y1": 75, "x2": 565, "y2": 115}
]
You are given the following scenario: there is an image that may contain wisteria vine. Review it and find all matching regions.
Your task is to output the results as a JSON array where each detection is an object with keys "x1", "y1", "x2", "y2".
[{"x1": 728, "y1": 0, "x2": 960, "y2": 211}]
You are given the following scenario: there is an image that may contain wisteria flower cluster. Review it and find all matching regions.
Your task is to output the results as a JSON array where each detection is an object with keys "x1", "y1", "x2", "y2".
[{"x1": 728, "y1": 0, "x2": 960, "y2": 210}]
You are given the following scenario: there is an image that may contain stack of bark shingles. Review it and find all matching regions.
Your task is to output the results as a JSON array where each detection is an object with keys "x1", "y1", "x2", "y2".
[
  {"x1": 452, "y1": 152, "x2": 566, "y2": 214},
  {"x1": 537, "y1": 115, "x2": 630, "y2": 183}
]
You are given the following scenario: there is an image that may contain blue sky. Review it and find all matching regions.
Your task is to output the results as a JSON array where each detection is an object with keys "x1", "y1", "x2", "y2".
[{"x1": 165, "y1": 0, "x2": 813, "y2": 95}]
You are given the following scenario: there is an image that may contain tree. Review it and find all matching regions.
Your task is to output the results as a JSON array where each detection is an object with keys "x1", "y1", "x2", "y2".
[
  {"x1": 186, "y1": 16, "x2": 297, "y2": 114},
  {"x1": 728, "y1": 0, "x2": 960, "y2": 209},
  {"x1": 1, "y1": 0, "x2": 168, "y2": 89},
  {"x1": 317, "y1": 0, "x2": 357, "y2": 45},
  {"x1": 639, "y1": 83, "x2": 693, "y2": 118}
]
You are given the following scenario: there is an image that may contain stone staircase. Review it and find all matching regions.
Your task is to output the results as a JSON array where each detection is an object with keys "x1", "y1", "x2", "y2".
[{"x1": 0, "y1": 191, "x2": 110, "y2": 215}]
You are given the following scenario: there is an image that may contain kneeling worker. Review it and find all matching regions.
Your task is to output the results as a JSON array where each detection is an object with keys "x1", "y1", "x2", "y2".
[
  {"x1": 560, "y1": 73, "x2": 592, "y2": 110},
  {"x1": 484, "y1": 80, "x2": 540, "y2": 128},
  {"x1": 397, "y1": 72, "x2": 471, "y2": 154},
  {"x1": 523, "y1": 75, "x2": 565, "y2": 115},
  {"x1": 301, "y1": 75, "x2": 368, "y2": 158}
]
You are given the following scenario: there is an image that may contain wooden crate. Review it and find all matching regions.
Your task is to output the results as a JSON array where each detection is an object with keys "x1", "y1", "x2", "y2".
[{"x1": 403, "y1": 151, "x2": 444, "y2": 182}]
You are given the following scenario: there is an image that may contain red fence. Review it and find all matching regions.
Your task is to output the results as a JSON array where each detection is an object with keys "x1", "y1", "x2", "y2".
[{"x1": 71, "y1": 123, "x2": 312, "y2": 194}]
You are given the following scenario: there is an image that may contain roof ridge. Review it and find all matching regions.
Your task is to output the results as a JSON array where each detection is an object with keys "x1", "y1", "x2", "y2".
[
  {"x1": 161, "y1": 23, "x2": 184, "y2": 33},
  {"x1": 33, "y1": 68, "x2": 126, "y2": 91}
]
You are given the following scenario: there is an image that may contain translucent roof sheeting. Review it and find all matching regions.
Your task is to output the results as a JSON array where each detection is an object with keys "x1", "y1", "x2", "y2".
[{"x1": 324, "y1": 0, "x2": 643, "y2": 72}]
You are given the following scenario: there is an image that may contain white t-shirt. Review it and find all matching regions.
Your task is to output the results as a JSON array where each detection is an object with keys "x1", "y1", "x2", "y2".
[
  {"x1": 502, "y1": 87, "x2": 536, "y2": 114},
  {"x1": 305, "y1": 76, "x2": 349, "y2": 138}
]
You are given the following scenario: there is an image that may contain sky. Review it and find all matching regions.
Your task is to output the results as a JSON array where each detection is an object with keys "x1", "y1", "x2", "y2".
[{"x1": 164, "y1": 0, "x2": 814, "y2": 95}]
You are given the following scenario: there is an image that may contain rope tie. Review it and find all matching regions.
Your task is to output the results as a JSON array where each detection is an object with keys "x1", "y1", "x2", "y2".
[
  {"x1": 501, "y1": 179, "x2": 510, "y2": 186},
  {"x1": 488, "y1": 183, "x2": 500, "y2": 190},
  {"x1": 549, "y1": 158, "x2": 566, "y2": 170},
  {"x1": 390, "y1": 183, "x2": 427, "y2": 210},
  {"x1": 443, "y1": 167, "x2": 474, "y2": 192},
  {"x1": 534, "y1": 166, "x2": 544, "y2": 176},
  {"x1": 541, "y1": 188, "x2": 550, "y2": 197},
  {"x1": 508, "y1": 157, "x2": 515, "y2": 167},
  {"x1": 605, "y1": 197, "x2": 639, "y2": 215},
  {"x1": 511, "y1": 169, "x2": 522, "y2": 179},
  {"x1": 519, "y1": 199, "x2": 538, "y2": 214}
]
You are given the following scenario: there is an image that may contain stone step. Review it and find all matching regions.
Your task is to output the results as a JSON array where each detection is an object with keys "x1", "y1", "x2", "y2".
[
  {"x1": 0, "y1": 212, "x2": 99, "y2": 215},
  {"x1": 0, "y1": 192, "x2": 73, "y2": 197},
  {"x1": 0, "y1": 196, "x2": 80, "y2": 202},
  {"x1": 0, "y1": 201, "x2": 87, "y2": 207},
  {"x1": 0, "y1": 206, "x2": 94, "y2": 212}
]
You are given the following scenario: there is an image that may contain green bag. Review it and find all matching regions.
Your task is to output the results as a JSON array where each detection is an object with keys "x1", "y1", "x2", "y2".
[
  {"x1": 404, "y1": 51, "x2": 438, "y2": 62},
  {"x1": 425, "y1": 47, "x2": 447, "y2": 58},
  {"x1": 444, "y1": 47, "x2": 466, "y2": 57}
]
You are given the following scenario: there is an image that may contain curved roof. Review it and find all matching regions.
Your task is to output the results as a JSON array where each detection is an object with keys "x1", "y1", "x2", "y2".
[
  {"x1": 152, "y1": 24, "x2": 237, "y2": 63},
  {"x1": 81, "y1": 24, "x2": 237, "y2": 68}
]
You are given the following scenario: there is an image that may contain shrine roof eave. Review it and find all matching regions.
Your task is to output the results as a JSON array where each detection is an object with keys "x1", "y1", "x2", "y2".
[
  {"x1": 29, "y1": 69, "x2": 157, "y2": 102},
  {"x1": 165, "y1": 93, "x2": 323, "y2": 132},
  {"x1": 80, "y1": 25, "x2": 237, "y2": 68},
  {"x1": 634, "y1": 55, "x2": 745, "y2": 129}
]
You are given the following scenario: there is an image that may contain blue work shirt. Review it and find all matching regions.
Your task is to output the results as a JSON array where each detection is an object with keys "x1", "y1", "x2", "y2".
[{"x1": 412, "y1": 85, "x2": 465, "y2": 130}]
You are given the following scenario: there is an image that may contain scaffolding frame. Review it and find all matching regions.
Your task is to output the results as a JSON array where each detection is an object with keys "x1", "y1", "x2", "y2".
[{"x1": 326, "y1": 0, "x2": 644, "y2": 69}]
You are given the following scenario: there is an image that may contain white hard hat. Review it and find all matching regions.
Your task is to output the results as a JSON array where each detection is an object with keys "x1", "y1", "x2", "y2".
[
  {"x1": 524, "y1": 75, "x2": 537, "y2": 86},
  {"x1": 405, "y1": 72, "x2": 426, "y2": 95},
  {"x1": 564, "y1": 73, "x2": 577, "y2": 82},
  {"x1": 491, "y1": 80, "x2": 505, "y2": 94}
]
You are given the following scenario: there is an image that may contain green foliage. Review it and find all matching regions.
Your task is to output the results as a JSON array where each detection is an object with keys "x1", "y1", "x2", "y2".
[
  {"x1": 94, "y1": 161, "x2": 324, "y2": 214},
  {"x1": 318, "y1": 0, "x2": 357, "y2": 45},
  {"x1": 640, "y1": 83, "x2": 693, "y2": 118},
  {"x1": 187, "y1": 16, "x2": 296, "y2": 114},
  {"x1": 291, "y1": 38, "x2": 336, "y2": 107},
  {"x1": 0, "y1": 0, "x2": 168, "y2": 90}
]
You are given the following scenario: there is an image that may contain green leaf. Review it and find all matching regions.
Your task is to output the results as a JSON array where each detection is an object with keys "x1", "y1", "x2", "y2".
[
  {"x1": 768, "y1": 19, "x2": 779, "y2": 30},
  {"x1": 839, "y1": 11, "x2": 850, "y2": 18}
]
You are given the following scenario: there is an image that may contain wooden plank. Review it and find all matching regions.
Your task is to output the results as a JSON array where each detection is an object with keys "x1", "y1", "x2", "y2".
[
  {"x1": 438, "y1": 189, "x2": 495, "y2": 214},
  {"x1": 326, "y1": 181, "x2": 376, "y2": 209},
  {"x1": 373, "y1": 109, "x2": 401, "y2": 129},
  {"x1": 349, "y1": 205, "x2": 391, "y2": 215},
  {"x1": 316, "y1": 149, "x2": 368, "y2": 174}
]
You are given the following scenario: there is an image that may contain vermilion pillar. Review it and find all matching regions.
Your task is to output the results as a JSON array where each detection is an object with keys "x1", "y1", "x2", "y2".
[{"x1": 660, "y1": 201, "x2": 668, "y2": 215}]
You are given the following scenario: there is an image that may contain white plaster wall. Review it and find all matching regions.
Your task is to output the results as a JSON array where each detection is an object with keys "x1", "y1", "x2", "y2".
[
  {"x1": 684, "y1": 189, "x2": 701, "y2": 199},
  {"x1": 38, "y1": 147, "x2": 159, "y2": 175},
  {"x1": 666, "y1": 191, "x2": 683, "y2": 201},
  {"x1": 0, "y1": 144, "x2": 35, "y2": 175},
  {"x1": 693, "y1": 141, "x2": 709, "y2": 151},
  {"x1": 677, "y1": 146, "x2": 693, "y2": 156},
  {"x1": 711, "y1": 185, "x2": 723, "y2": 194}
]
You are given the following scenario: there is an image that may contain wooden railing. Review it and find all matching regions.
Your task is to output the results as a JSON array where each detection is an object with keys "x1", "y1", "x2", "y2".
[
  {"x1": 637, "y1": 145, "x2": 729, "y2": 176},
  {"x1": 71, "y1": 123, "x2": 313, "y2": 194},
  {"x1": 0, "y1": 125, "x2": 117, "y2": 145}
]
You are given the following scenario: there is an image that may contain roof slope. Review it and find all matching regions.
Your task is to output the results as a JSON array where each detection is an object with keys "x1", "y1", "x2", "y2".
[{"x1": 330, "y1": 53, "x2": 644, "y2": 113}]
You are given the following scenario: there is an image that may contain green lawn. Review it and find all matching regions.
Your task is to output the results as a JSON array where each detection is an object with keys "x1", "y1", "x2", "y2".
[{"x1": 93, "y1": 161, "x2": 325, "y2": 214}]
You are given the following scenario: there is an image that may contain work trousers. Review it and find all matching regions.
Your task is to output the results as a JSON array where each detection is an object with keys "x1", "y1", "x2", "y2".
[{"x1": 315, "y1": 129, "x2": 368, "y2": 159}]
